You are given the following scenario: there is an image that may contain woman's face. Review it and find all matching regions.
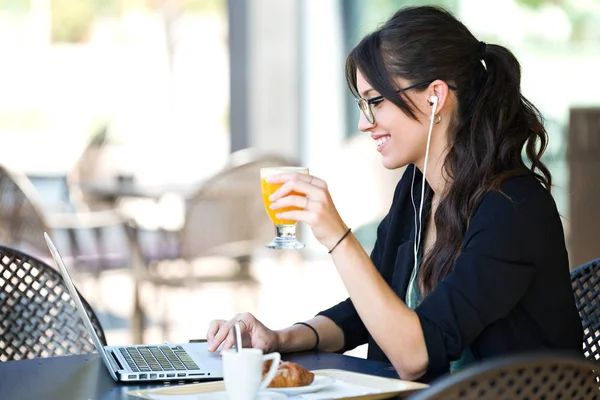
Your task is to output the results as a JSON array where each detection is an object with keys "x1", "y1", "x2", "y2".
[{"x1": 356, "y1": 70, "x2": 431, "y2": 170}]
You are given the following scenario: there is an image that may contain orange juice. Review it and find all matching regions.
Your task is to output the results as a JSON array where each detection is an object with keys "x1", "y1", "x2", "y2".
[{"x1": 260, "y1": 167, "x2": 309, "y2": 226}]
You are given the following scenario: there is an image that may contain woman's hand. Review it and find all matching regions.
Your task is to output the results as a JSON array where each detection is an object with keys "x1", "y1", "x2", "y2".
[
  {"x1": 206, "y1": 313, "x2": 280, "y2": 354},
  {"x1": 266, "y1": 173, "x2": 348, "y2": 251}
]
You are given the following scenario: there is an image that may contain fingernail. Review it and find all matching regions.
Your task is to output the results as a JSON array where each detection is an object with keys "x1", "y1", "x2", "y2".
[
  {"x1": 265, "y1": 176, "x2": 274, "y2": 182},
  {"x1": 269, "y1": 204, "x2": 275, "y2": 209},
  {"x1": 268, "y1": 194, "x2": 275, "y2": 201}
]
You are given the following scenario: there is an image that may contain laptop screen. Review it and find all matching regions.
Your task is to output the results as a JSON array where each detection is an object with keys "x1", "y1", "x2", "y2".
[{"x1": 44, "y1": 232, "x2": 119, "y2": 381}]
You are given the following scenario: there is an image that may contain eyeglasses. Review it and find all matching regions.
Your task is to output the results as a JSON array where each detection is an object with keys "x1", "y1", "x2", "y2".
[{"x1": 356, "y1": 80, "x2": 458, "y2": 124}]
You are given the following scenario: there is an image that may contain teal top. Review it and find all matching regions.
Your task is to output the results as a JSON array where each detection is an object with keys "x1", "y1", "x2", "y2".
[{"x1": 405, "y1": 254, "x2": 475, "y2": 374}]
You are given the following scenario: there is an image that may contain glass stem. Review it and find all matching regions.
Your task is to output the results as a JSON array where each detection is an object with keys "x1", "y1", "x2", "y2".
[{"x1": 275, "y1": 224, "x2": 297, "y2": 240}]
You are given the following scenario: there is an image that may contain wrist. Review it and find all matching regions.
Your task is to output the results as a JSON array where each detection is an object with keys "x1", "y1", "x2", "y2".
[
  {"x1": 327, "y1": 227, "x2": 352, "y2": 254},
  {"x1": 275, "y1": 329, "x2": 290, "y2": 353},
  {"x1": 323, "y1": 225, "x2": 349, "y2": 251}
]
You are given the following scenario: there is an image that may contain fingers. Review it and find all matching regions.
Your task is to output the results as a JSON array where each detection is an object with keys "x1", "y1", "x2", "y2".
[
  {"x1": 276, "y1": 196, "x2": 327, "y2": 225},
  {"x1": 207, "y1": 318, "x2": 237, "y2": 352},
  {"x1": 220, "y1": 328, "x2": 236, "y2": 353},
  {"x1": 206, "y1": 319, "x2": 226, "y2": 351},
  {"x1": 274, "y1": 209, "x2": 311, "y2": 224},
  {"x1": 207, "y1": 313, "x2": 255, "y2": 353},
  {"x1": 269, "y1": 194, "x2": 308, "y2": 210},
  {"x1": 221, "y1": 313, "x2": 255, "y2": 353},
  {"x1": 269, "y1": 179, "x2": 325, "y2": 203}
]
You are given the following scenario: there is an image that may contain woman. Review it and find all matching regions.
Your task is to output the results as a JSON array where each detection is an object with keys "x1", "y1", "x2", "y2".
[{"x1": 206, "y1": 6, "x2": 582, "y2": 382}]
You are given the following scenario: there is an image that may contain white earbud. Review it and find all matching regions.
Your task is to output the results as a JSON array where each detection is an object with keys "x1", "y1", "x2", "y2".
[
  {"x1": 428, "y1": 95, "x2": 439, "y2": 124},
  {"x1": 408, "y1": 93, "x2": 439, "y2": 307}
]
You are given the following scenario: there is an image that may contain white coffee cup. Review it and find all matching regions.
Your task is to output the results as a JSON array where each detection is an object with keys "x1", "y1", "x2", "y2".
[{"x1": 222, "y1": 348, "x2": 281, "y2": 400}]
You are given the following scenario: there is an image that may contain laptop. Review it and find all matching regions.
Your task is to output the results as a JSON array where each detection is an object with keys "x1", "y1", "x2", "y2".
[{"x1": 44, "y1": 232, "x2": 224, "y2": 383}]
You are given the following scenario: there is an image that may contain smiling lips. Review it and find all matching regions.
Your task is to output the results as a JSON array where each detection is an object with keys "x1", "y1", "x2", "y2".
[{"x1": 374, "y1": 135, "x2": 391, "y2": 152}]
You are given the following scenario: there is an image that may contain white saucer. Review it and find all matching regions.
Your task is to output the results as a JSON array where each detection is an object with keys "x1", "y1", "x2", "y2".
[
  {"x1": 193, "y1": 391, "x2": 287, "y2": 400},
  {"x1": 266, "y1": 375, "x2": 336, "y2": 395},
  {"x1": 255, "y1": 393, "x2": 288, "y2": 400}
]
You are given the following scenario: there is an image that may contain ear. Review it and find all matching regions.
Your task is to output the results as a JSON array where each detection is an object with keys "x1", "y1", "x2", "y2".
[{"x1": 426, "y1": 80, "x2": 451, "y2": 114}]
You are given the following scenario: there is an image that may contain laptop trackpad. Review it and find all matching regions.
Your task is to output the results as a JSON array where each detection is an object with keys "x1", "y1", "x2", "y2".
[{"x1": 184, "y1": 343, "x2": 223, "y2": 373}]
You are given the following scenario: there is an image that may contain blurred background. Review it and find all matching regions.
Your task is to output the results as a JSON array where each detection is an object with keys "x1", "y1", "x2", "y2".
[{"x1": 1, "y1": 0, "x2": 599, "y2": 358}]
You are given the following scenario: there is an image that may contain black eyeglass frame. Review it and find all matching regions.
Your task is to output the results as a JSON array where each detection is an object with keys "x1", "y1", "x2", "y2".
[{"x1": 356, "y1": 80, "x2": 458, "y2": 124}]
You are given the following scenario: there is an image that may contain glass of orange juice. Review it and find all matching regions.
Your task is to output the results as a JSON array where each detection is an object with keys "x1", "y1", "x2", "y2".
[{"x1": 260, "y1": 166, "x2": 309, "y2": 249}]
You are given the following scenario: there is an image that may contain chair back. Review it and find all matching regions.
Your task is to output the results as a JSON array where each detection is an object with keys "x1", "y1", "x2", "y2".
[
  {"x1": 0, "y1": 245, "x2": 106, "y2": 361},
  {"x1": 0, "y1": 165, "x2": 50, "y2": 256},
  {"x1": 181, "y1": 148, "x2": 296, "y2": 260},
  {"x1": 66, "y1": 127, "x2": 115, "y2": 212},
  {"x1": 408, "y1": 353, "x2": 600, "y2": 400},
  {"x1": 571, "y1": 258, "x2": 600, "y2": 363}
]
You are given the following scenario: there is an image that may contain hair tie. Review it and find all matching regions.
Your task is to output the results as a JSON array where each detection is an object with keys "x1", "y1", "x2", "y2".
[
  {"x1": 328, "y1": 228, "x2": 352, "y2": 254},
  {"x1": 293, "y1": 322, "x2": 320, "y2": 351},
  {"x1": 479, "y1": 41, "x2": 487, "y2": 59}
]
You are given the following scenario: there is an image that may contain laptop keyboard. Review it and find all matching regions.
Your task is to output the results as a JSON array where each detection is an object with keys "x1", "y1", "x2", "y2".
[{"x1": 118, "y1": 346, "x2": 199, "y2": 372}]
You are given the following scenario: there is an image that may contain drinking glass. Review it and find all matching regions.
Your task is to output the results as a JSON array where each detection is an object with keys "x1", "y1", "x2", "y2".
[{"x1": 260, "y1": 166, "x2": 309, "y2": 249}]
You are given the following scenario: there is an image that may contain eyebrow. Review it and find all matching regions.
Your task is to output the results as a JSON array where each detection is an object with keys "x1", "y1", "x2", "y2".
[{"x1": 360, "y1": 88, "x2": 376, "y2": 97}]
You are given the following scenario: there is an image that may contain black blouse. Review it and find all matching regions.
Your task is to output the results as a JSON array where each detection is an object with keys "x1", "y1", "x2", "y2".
[{"x1": 318, "y1": 165, "x2": 583, "y2": 382}]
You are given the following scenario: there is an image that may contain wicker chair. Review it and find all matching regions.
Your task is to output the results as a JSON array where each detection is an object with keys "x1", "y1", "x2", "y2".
[
  {"x1": 128, "y1": 148, "x2": 297, "y2": 337},
  {"x1": 571, "y1": 258, "x2": 600, "y2": 363},
  {"x1": 408, "y1": 352, "x2": 600, "y2": 400},
  {"x1": 179, "y1": 148, "x2": 296, "y2": 272},
  {"x1": 1, "y1": 162, "x2": 138, "y2": 277},
  {"x1": 0, "y1": 165, "x2": 51, "y2": 257},
  {"x1": 0, "y1": 245, "x2": 107, "y2": 361},
  {"x1": 132, "y1": 148, "x2": 297, "y2": 283},
  {"x1": 66, "y1": 125, "x2": 115, "y2": 212}
]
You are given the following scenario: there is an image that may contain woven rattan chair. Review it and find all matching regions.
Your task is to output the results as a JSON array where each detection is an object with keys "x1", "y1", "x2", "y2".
[
  {"x1": 128, "y1": 148, "x2": 297, "y2": 338},
  {"x1": 408, "y1": 352, "x2": 600, "y2": 400},
  {"x1": 0, "y1": 245, "x2": 107, "y2": 361},
  {"x1": 1, "y1": 162, "x2": 136, "y2": 280},
  {"x1": 66, "y1": 126, "x2": 115, "y2": 212},
  {"x1": 131, "y1": 148, "x2": 297, "y2": 284},
  {"x1": 179, "y1": 148, "x2": 296, "y2": 272},
  {"x1": 572, "y1": 258, "x2": 600, "y2": 364},
  {"x1": 0, "y1": 165, "x2": 51, "y2": 256}
]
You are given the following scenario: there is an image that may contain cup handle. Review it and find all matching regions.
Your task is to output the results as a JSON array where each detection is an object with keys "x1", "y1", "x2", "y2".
[{"x1": 259, "y1": 352, "x2": 281, "y2": 390}]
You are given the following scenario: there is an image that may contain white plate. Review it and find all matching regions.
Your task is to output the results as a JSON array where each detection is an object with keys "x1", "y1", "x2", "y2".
[
  {"x1": 186, "y1": 391, "x2": 288, "y2": 400},
  {"x1": 265, "y1": 376, "x2": 336, "y2": 395}
]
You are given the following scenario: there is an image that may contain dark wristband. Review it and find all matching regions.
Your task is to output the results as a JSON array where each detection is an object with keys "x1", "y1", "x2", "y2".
[
  {"x1": 294, "y1": 322, "x2": 320, "y2": 351},
  {"x1": 328, "y1": 228, "x2": 352, "y2": 254}
]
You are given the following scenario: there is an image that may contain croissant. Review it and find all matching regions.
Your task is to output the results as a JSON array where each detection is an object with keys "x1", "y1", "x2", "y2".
[{"x1": 262, "y1": 360, "x2": 315, "y2": 388}]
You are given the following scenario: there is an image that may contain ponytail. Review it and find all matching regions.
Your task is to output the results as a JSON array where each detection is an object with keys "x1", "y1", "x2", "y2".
[{"x1": 468, "y1": 43, "x2": 551, "y2": 191}]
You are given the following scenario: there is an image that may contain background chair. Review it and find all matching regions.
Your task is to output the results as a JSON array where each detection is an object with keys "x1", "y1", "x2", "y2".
[
  {"x1": 0, "y1": 245, "x2": 106, "y2": 361},
  {"x1": 128, "y1": 148, "x2": 297, "y2": 338},
  {"x1": 0, "y1": 165, "x2": 51, "y2": 258},
  {"x1": 0, "y1": 162, "x2": 147, "y2": 341},
  {"x1": 408, "y1": 352, "x2": 600, "y2": 400},
  {"x1": 0, "y1": 162, "x2": 137, "y2": 284},
  {"x1": 65, "y1": 125, "x2": 116, "y2": 212},
  {"x1": 178, "y1": 148, "x2": 296, "y2": 275},
  {"x1": 571, "y1": 258, "x2": 600, "y2": 364}
]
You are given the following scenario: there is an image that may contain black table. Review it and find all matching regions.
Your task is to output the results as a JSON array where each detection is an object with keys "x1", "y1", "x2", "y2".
[{"x1": 0, "y1": 351, "x2": 405, "y2": 400}]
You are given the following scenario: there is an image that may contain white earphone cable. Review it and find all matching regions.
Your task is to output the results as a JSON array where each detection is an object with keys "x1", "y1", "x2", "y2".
[{"x1": 408, "y1": 97, "x2": 437, "y2": 306}]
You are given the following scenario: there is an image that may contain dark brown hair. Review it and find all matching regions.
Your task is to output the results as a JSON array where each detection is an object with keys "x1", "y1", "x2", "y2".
[{"x1": 345, "y1": 6, "x2": 551, "y2": 295}]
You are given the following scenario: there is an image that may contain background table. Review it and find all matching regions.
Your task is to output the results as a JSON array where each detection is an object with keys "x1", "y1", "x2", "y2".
[{"x1": 0, "y1": 351, "x2": 407, "y2": 400}]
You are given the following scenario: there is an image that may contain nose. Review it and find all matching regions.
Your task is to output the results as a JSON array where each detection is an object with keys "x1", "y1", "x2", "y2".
[{"x1": 357, "y1": 111, "x2": 376, "y2": 133}]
